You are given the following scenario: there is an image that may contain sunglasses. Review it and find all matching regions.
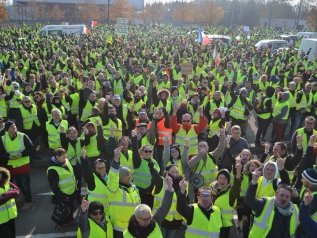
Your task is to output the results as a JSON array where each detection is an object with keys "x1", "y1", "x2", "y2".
[
  {"x1": 144, "y1": 150, "x2": 153, "y2": 153},
  {"x1": 182, "y1": 120, "x2": 191, "y2": 123},
  {"x1": 91, "y1": 211, "x2": 104, "y2": 216}
]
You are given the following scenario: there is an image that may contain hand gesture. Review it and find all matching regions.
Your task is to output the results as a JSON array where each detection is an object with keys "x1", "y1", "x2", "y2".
[
  {"x1": 251, "y1": 169, "x2": 261, "y2": 185},
  {"x1": 179, "y1": 179, "x2": 188, "y2": 194},
  {"x1": 83, "y1": 126, "x2": 89, "y2": 135},
  {"x1": 264, "y1": 142, "x2": 270, "y2": 153},
  {"x1": 235, "y1": 159, "x2": 242, "y2": 173},
  {"x1": 309, "y1": 135, "x2": 317, "y2": 146},
  {"x1": 219, "y1": 128, "x2": 225, "y2": 137},
  {"x1": 81, "y1": 148, "x2": 87, "y2": 159},
  {"x1": 164, "y1": 135, "x2": 169, "y2": 144},
  {"x1": 276, "y1": 153, "x2": 286, "y2": 171},
  {"x1": 113, "y1": 146, "x2": 122, "y2": 162},
  {"x1": 81, "y1": 199, "x2": 89, "y2": 213},
  {"x1": 225, "y1": 135, "x2": 231, "y2": 149},
  {"x1": 164, "y1": 175, "x2": 173, "y2": 191},
  {"x1": 296, "y1": 134, "x2": 303, "y2": 145},
  {"x1": 303, "y1": 189, "x2": 314, "y2": 206},
  {"x1": 153, "y1": 108, "x2": 159, "y2": 120},
  {"x1": 225, "y1": 121, "x2": 231, "y2": 131},
  {"x1": 130, "y1": 104, "x2": 135, "y2": 113},
  {"x1": 95, "y1": 119, "x2": 101, "y2": 127},
  {"x1": 197, "y1": 106, "x2": 203, "y2": 116},
  {"x1": 131, "y1": 129, "x2": 137, "y2": 137},
  {"x1": 173, "y1": 104, "x2": 180, "y2": 115},
  {"x1": 184, "y1": 137, "x2": 190, "y2": 148},
  {"x1": 198, "y1": 147, "x2": 208, "y2": 156},
  {"x1": 60, "y1": 125, "x2": 65, "y2": 134}
]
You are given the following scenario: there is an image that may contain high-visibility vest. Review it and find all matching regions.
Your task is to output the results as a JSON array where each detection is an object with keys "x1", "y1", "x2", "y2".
[
  {"x1": 166, "y1": 159, "x2": 185, "y2": 178},
  {"x1": 86, "y1": 134, "x2": 101, "y2": 158},
  {"x1": 258, "y1": 81, "x2": 270, "y2": 92},
  {"x1": 185, "y1": 204, "x2": 222, "y2": 238},
  {"x1": 157, "y1": 81, "x2": 171, "y2": 91},
  {"x1": 69, "y1": 93, "x2": 79, "y2": 115},
  {"x1": 249, "y1": 197, "x2": 299, "y2": 238},
  {"x1": 9, "y1": 93, "x2": 23, "y2": 108},
  {"x1": 195, "y1": 155, "x2": 218, "y2": 186},
  {"x1": 47, "y1": 160, "x2": 76, "y2": 195},
  {"x1": 257, "y1": 97, "x2": 271, "y2": 119},
  {"x1": 297, "y1": 128, "x2": 317, "y2": 155},
  {"x1": 133, "y1": 158, "x2": 160, "y2": 189},
  {"x1": 66, "y1": 140, "x2": 81, "y2": 166},
  {"x1": 214, "y1": 189, "x2": 236, "y2": 227},
  {"x1": 1, "y1": 132, "x2": 30, "y2": 168},
  {"x1": 240, "y1": 173, "x2": 249, "y2": 197},
  {"x1": 123, "y1": 221, "x2": 162, "y2": 238},
  {"x1": 77, "y1": 217, "x2": 113, "y2": 238},
  {"x1": 175, "y1": 126, "x2": 198, "y2": 156},
  {"x1": 156, "y1": 118, "x2": 172, "y2": 146},
  {"x1": 132, "y1": 100, "x2": 144, "y2": 117},
  {"x1": 300, "y1": 189, "x2": 317, "y2": 222},
  {"x1": 188, "y1": 104, "x2": 201, "y2": 124},
  {"x1": 208, "y1": 100, "x2": 225, "y2": 117},
  {"x1": 229, "y1": 97, "x2": 248, "y2": 120},
  {"x1": 172, "y1": 69, "x2": 182, "y2": 81},
  {"x1": 0, "y1": 98, "x2": 7, "y2": 118},
  {"x1": 152, "y1": 100, "x2": 172, "y2": 114},
  {"x1": 87, "y1": 173, "x2": 108, "y2": 208},
  {"x1": 20, "y1": 105, "x2": 40, "y2": 130},
  {"x1": 107, "y1": 169, "x2": 140, "y2": 232},
  {"x1": 272, "y1": 100, "x2": 289, "y2": 120},
  {"x1": 120, "y1": 150, "x2": 134, "y2": 172},
  {"x1": 80, "y1": 100, "x2": 94, "y2": 122},
  {"x1": 141, "y1": 134, "x2": 154, "y2": 149},
  {"x1": 153, "y1": 185, "x2": 183, "y2": 222},
  {"x1": 224, "y1": 91, "x2": 232, "y2": 107},
  {"x1": 113, "y1": 79, "x2": 124, "y2": 95},
  {"x1": 0, "y1": 182, "x2": 18, "y2": 224},
  {"x1": 255, "y1": 176, "x2": 275, "y2": 198},
  {"x1": 296, "y1": 92, "x2": 313, "y2": 111},
  {"x1": 46, "y1": 120, "x2": 69, "y2": 150},
  {"x1": 103, "y1": 118, "x2": 122, "y2": 140},
  {"x1": 208, "y1": 119, "x2": 221, "y2": 138}
]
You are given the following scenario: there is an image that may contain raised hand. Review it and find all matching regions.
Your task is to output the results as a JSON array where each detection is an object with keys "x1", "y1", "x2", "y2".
[
  {"x1": 164, "y1": 175, "x2": 174, "y2": 192},
  {"x1": 179, "y1": 179, "x2": 188, "y2": 194},
  {"x1": 303, "y1": 189, "x2": 314, "y2": 206},
  {"x1": 276, "y1": 153, "x2": 286, "y2": 171},
  {"x1": 81, "y1": 199, "x2": 89, "y2": 213}
]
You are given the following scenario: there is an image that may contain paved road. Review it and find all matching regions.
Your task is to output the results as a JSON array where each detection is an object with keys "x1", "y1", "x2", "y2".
[{"x1": 16, "y1": 113, "x2": 273, "y2": 237}]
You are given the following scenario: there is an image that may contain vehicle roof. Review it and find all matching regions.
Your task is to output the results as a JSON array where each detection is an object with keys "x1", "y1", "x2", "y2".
[
  {"x1": 301, "y1": 38, "x2": 317, "y2": 42},
  {"x1": 256, "y1": 39, "x2": 287, "y2": 43},
  {"x1": 40, "y1": 25, "x2": 86, "y2": 29}
]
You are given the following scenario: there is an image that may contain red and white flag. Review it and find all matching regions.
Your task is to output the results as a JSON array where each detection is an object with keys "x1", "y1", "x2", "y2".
[
  {"x1": 202, "y1": 36, "x2": 211, "y2": 46},
  {"x1": 91, "y1": 21, "x2": 98, "y2": 28},
  {"x1": 213, "y1": 46, "x2": 221, "y2": 65}
]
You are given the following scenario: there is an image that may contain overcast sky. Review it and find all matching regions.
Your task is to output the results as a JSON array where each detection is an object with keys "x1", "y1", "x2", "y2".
[{"x1": 144, "y1": 0, "x2": 301, "y2": 5}]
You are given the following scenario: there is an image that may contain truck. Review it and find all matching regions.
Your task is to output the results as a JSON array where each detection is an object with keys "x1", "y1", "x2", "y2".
[
  {"x1": 39, "y1": 25, "x2": 87, "y2": 37},
  {"x1": 298, "y1": 38, "x2": 317, "y2": 61}
]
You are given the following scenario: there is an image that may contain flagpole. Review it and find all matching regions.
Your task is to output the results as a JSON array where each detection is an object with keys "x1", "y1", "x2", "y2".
[{"x1": 108, "y1": 0, "x2": 110, "y2": 25}]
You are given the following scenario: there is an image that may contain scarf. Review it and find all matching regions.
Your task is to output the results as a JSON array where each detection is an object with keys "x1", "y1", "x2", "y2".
[
  {"x1": 127, "y1": 215, "x2": 155, "y2": 238},
  {"x1": 274, "y1": 198, "x2": 294, "y2": 216},
  {"x1": 210, "y1": 181, "x2": 231, "y2": 197}
]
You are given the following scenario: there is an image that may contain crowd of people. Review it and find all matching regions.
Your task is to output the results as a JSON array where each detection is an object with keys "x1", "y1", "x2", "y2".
[{"x1": 0, "y1": 24, "x2": 317, "y2": 238}]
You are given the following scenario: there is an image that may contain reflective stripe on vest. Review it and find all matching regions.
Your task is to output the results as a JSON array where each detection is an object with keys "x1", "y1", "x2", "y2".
[
  {"x1": 186, "y1": 228, "x2": 219, "y2": 238},
  {"x1": 0, "y1": 183, "x2": 18, "y2": 224},
  {"x1": 87, "y1": 174, "x2": 108, "y2": 205}
]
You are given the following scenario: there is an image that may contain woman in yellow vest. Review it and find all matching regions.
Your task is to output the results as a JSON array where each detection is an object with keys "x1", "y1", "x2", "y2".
[
  {"x1": 210, "y1": 162, "x2": 242, "y2": 238},
  {"x1": 207, "y1": 108, "x2": 226, "y2": 152},
  {"x1": 77, "y1": 200, "x2": 113, "y2": 238},
  {"x1": 0, "y1": 167, "x2": 19, "y2": 238},
  {"x1": 152, "y1": 164, "x2": 186, "y2": 238},
  {"x1": 123, "y1": 175, "x2": 174, "y2": 238}
]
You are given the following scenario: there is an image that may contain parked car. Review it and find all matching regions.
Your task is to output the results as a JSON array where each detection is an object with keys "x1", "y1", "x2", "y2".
[{"x1": 255, "y1": 39, "x2": 287, "y2": 51}]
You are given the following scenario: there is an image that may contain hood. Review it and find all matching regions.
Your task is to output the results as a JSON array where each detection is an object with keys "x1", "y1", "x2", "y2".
[{"x1": 263, "y1": 161, "x2": 279, "y2": 181}]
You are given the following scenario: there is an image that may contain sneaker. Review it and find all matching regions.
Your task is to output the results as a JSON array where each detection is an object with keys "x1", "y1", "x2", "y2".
[{"x1": 21, "y1": 202, "x2": 33, "y2": 211}]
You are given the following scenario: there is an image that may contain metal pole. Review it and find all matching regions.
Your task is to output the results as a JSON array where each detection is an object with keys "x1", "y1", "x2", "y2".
[
  {"x1": 296, "y1": 0, "x2": 303, "y2": 30},
  {"x1": 108, "y1": 0, "x2": 110, "y2": 24}
]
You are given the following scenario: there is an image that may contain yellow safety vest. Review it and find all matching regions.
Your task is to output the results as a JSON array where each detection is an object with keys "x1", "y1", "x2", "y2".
[
  {"x1": 0, "y1": 182, "x2": 18, "y2": 224},
  {"x1": 296, "y1": 92, "x2": 313, "y2": 112},
  {"x1": 297, "y1": 128, "x2": 317, "y2": 155},
  {"x1": 272, "y1": 100, "x2": 289, "y2": 120},
  {"x1": 80, "y1": 100, "x2": 94, "y2": 122},
  {"x1": 123, "y1": 221, "x2": 162, "y2": 238},
  {"x1": 46, "y1": 120, "x2": 69, "y2": 150},
  {"x1": 133, "y1": 159, "x2": 160, "y2": 189},
  {"x1": 256, "y1": 176, "x2": 275, "y2": 198},
  {"x1": 230, "y1": 97, "x2": 248, "y2": 120},
  {"x1": 20, "y1": 105, "x2": 40, "y2": 130},
  {"x1": 0, "y1": 98, "x2": 7, "y2": 118},
  {"x1": 175, "y1": 126, "x2": 198, "y2": 156},
  {"x1": 103, "y1": 118, "x2": 122, "y2": 141},
  {"x1": 257, "y1": 97, "x2": 271, "y2": 120},
  {"x1": 208, "y1": 119, "x2": 221, "y2": 138},
  {"x1": 120, "y1": 150, "x2": 134, "y2": 172},
  {"x1": 47, "y1": 160, "x2": 76, "y2": 195},
  {"x1": 87, "y1": 173, "x2": 108, "y2": 208},
  {"x1": 77, "y1": 217, "x2": 113, "y2": 238},
  {"x1": 86, "y1": 134, "x2": 101, "y2": 158},
  {"x1": 240, "y1": 174, "x2": 249, "y2": 197},
  {"x1": 1, "y1": 132, "x2": 30, "y2": 168},
  {"x1": 196, "y1": 155, "x2": 218, "y2": 186},
  {"x1": 249, "y1": 197, "x2": 299, "y2": 238},
  {"x1": 214, "y1": 189, "x2": 235, "y2": 227},
  {"x1": 113, "y1": 79, "x2": 124, "y2": 95},
  {"x1": 66, "y1": 140, "x2": 81, "y2": 166},
  {"x1": 69, "y1": 93, "x2": 79, "y2": 115},
  {"x1": 188, "y1": 104, "x2": 201, "y2": 124},
  {"x1": 185, "y1": 204, "x2": 222, "y2": 238}
]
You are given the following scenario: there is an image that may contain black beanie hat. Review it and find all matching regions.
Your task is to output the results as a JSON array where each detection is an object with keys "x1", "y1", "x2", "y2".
[
  {"x1": 4, "y1": 121, "x2": 15, "y2": 131},
  {"x1": 217, "y1": 169, "x2": 231, "y2": 183},
  {"x1": 88, "y1": 201, "x2": 104, "y2": 215},
  {"x1": 302, "y1": 168, "x2": 317, "y2": 185}
]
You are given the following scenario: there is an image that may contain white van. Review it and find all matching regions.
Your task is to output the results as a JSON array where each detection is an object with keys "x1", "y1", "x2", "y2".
[
  {"x1": 39, "y1": 25, "x2": 87, "y2": 37},
  {"x1": 297, "y1": 32, "x2": 317, "y2": 39},
  {"x1": 298, "y1": 38, "x2": 317, "y2": 60},
  {"x1": 255, "y1": 39, "x2": 287, "y2": 51}
]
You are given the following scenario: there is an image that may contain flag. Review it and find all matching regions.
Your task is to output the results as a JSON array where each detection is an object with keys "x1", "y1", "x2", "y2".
[
  {"x1": 91, "y1": 21, "x2": 98, "y2": 28},
  {"x1": 213, "y1": 46, "x2": 221, "y2": 65},
  {"x1": 202, "y1": 36, "x2": 211, "y2": 46},
  {"x1": 197, "y1": 30, "x2": 202, "y2": 43}
]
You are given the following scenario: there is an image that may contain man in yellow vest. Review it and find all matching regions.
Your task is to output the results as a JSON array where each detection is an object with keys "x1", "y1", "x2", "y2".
[
  {"x1": 47, "y1": 148, "x2": 77, "y2": 224},
  {"x1": 0, "y1": 121, "x2": 34, "y2": 211},
  {"x1": 123, "y1": 175, "x2": 174, "y2": 237},
  {"x1": 272, "y1": 91, "x2": 290, "y2": 142},
  {"x1": 177, "y1": 181, "x2": 223, "y2": 237},
  {"x1": 246, "y1": 173, "x2": 299, "y2": 238}
]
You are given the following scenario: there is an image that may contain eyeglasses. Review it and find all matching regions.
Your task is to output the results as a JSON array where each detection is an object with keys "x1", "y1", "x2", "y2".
[
  {"x1": 144, "y1": 150, "x2": 153, "y2": 153},
  {"x1": 182, "y1": 120, "x2": 191, "y2": 123},
  {"x1": 91, "y1": 210, "x2": 104, "y2": 216},
  {"x1": 306, "y1": 121, "x2": 314, "y2": 125}
]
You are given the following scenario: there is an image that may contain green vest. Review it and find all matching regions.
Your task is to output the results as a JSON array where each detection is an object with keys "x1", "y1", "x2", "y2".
[
  {"x1": 2, "y1": 132, "x2": 30, "y2": 168},
  {"x1": 249, "y1": 197, "x2": 299, "y2": 238},
  {"x1": 195, "y1": 155, "x2": 218, "y2": 187},
  {"x1": 20, "y1": 105, "x2": 40, "y2": 130},
  {"x1": 66, "y1": 140, "x2": 81, "y2": 166},
  {"x1": 120, "y1": 150, "x2": 134, "y2": 172},
  {"x1": 47, "y1": 160, "x2": 76, "y2": 195},
  {"x1": 175, "y1": 126, "x2": 198, "y2": 156},
  {"x1": 87, "y1": 173, "x2": 108, "y2": 208},
  {"x1": 188, "y1": 104, "x2": 201, "y2": 124},
  {"x1": 240, "y1": 174, "x2": 249, "y2": 197},
  {"x1": 0, "y1": 182, "x2": 18, "y2": 224},
  {"x1": 46, "y1": 120, "x2": 69, "y2": 150},
  {"x1": 256, "y1": 176, "x2": 275, "y2": 198},
  {"x1": 69, "y1": 93, "x2": 79, "y2": 115},
  {"x1": 297, "y1": 128, "x2": 317, "y2": 155},
  {"x1": 272, "y1": 100, "x2": 289, "y2": 120},
  {"x1": 123, "y1": 221, "x2": 162, "y2": 238},
  {"x1": 103, "y1": 118, "x2": 122, "y2": 141},
  {"x1": 86, "y1": 134, "x2": 100, "y2": 158},
  {"x1": 208, "y1": 119, "x2": 221, "y2": 138},
  {"x1": 229, "y1": 97, "x2": 248, "y2": 120},
  {"x1": 80, "y1": 100, "x2": 94, "y2": 122},
  {"x1": 214, "y1": 189, "x2": 235, "y2": 227},
  {"x1": 296, "y1": 92, "x2": 313, "y2": 111},
  {"x1": 185, "y1": 204, "x2": 222, "y2": 238},
  {"x1": 77, "y1": 217, "x2": 113, "y2": 238},
  {"x1": 0, "y1": 98, "x2": 7, "y2": 118},
  {"x1": 114, "y1": 79, "x2": 124, "y2": 95},
  {"x1": 133, "y1": 159, "x2": 160, "y2": 189},
  {"x1": 257, "y1": 97, "x2": 271, "y2": 119}
]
